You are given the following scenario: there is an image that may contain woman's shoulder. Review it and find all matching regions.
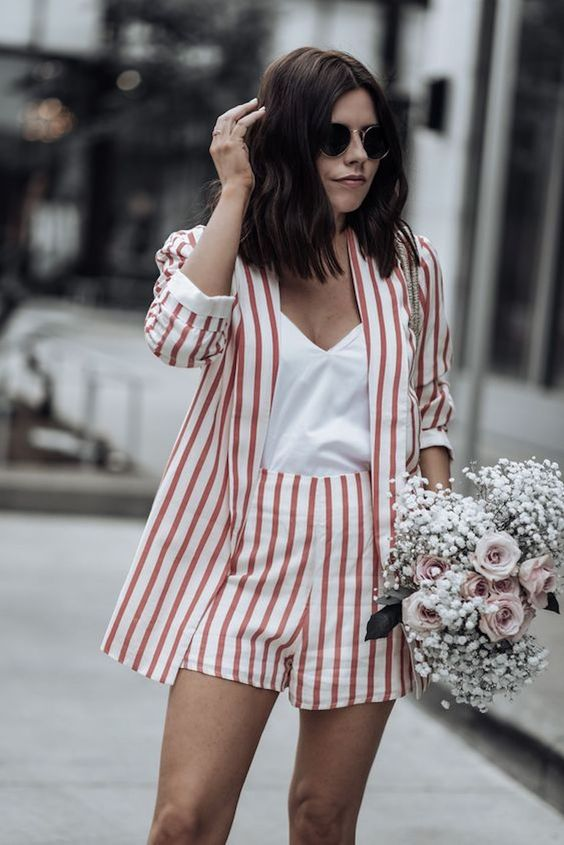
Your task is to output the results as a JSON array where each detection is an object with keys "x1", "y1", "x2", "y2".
[{"x1": 412, "y1": 232, "x2": 442, "y2": 267}]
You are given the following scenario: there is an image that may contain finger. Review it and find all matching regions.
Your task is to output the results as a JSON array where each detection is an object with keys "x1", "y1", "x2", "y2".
[
  {"x1": 232, "y1": 107, "x2": 266, "y2": 133},
  {"x1": 217, "y1": 97, "x2": 260, "y2": 126}
]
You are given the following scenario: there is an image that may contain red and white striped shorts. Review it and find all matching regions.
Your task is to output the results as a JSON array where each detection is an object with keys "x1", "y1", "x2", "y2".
[{"x1": 179, "y1": 466, "x2": 414, "y2": 709}]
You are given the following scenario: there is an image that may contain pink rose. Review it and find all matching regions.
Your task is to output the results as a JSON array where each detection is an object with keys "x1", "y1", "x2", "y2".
[
  {"x1": 518, "y1": 554, "x2": 557, "y2": 609},
  {"x1": 489, "y1": 576, "x2": 521, "y2": 597},
  {"x1": 402, "y1": 590, "x2": 444, "y2": 633},
  {"x1": 460, "y1": 571, "x2": 490, "y2": 599},
  {"x1": 507, "y1": 599, "x2": 535, "y2": 642},
  {"x1": 414, "y1": 554, "x2": 451, "y2": 585},
  {"x1": 478, "y1": 593, "x2": 525, "y2": 642},
  {"x1": 469, "y1": 531, "x2": 521, "y2": 581}
]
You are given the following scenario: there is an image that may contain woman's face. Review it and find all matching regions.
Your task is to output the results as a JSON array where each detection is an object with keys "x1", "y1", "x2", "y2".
[{"x1": 316, "y1": 87, "x2": 381, "y2": 232}]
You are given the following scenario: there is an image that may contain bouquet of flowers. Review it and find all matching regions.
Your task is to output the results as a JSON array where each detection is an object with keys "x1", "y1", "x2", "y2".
[{"x1": 365, "y1": 457, "x2": 564, "y2": 712}]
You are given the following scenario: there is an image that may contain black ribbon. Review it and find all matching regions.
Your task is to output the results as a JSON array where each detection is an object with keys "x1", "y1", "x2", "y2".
[{"x1": 365, "y1": 602, "x2": 403, "y2": 641}]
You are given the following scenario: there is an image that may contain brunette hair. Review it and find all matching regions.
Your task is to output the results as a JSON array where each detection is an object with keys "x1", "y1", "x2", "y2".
[{"x1": 202, "y1": 46, "x2": 419, "y2": 282}]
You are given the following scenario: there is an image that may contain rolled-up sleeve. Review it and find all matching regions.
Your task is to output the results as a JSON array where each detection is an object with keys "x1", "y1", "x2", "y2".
[
  {"x1": 414, "y1": 235, "x2": 456, "y2": 461},
  {"x1": 144, "y1": 225, "x2": 236, "y2": 367}
]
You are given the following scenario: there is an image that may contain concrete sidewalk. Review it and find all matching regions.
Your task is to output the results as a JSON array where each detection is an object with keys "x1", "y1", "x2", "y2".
[{"x1": 1, "y1": 510, "x2": 563, "y2": 845}]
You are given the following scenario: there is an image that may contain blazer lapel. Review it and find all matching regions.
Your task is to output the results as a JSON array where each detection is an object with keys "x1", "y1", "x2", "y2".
[
  {"x1": 348, "y1": 227, "x2": 426, "y2": 698},
  {"x1": 347, "y1": 228, "x2": 410, "y2": 593},
  {"x1": 228, "y1": 258, "x2": 280, "y2": 554}
]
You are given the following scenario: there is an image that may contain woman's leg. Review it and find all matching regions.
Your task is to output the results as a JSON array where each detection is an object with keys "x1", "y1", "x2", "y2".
[
  {"x1": 147, "y1": 667, "x2": 280, "y2": 845},
  {"x1": 287, "y1": 699, "x2": 396, "y2": 845}
]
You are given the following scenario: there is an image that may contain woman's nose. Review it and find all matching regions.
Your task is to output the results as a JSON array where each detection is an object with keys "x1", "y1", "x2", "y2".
[{"x1": 344, "y1": 130, "x2": 368, "y2": 162}]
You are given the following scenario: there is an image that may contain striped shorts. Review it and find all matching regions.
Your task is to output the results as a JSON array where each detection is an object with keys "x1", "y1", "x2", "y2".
[{"x1": 179, "y1": 466, "x2": 415, "y2": 709}]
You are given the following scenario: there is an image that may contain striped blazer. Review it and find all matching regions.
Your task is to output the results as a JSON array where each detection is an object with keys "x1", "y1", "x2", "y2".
[{"x1": 100, "y1": 224, "x2": 455, "y2": 698}]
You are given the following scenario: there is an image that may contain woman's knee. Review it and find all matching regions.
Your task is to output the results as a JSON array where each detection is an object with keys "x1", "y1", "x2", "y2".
[
  {"x1": 289, "y1": 794, "x2": 353, "y2": 845},
  {"x1": 147, "y1": 800, "x2": 227, "y2": 845}
]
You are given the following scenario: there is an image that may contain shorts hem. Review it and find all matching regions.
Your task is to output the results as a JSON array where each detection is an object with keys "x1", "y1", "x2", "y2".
[
  {"x1": 179, "y1": 658, "x2": 286, "y2": 694},
  {"x1": 289, "y1": 684, "x2": 414, "y2": 710},
  {"x1": 179, "y1": 657, "x2": 415, "y2": 710}
]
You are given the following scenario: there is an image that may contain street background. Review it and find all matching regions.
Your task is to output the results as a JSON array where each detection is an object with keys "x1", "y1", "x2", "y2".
[{"x1": 1, "y1": 0, "x2": 563, "y2": 843}]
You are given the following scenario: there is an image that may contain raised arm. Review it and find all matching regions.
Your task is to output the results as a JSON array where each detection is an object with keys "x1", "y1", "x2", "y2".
[{"x1": 144, "y1": 96, "x2": 266, "y2": 367}]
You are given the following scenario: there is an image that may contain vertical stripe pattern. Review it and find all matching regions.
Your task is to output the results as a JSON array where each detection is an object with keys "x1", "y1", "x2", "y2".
[
  {"x1": 145, "y1": 227, "x2": 233, "y2": 368},
  {"x1": 347, "y1": 230, "x2": 442, "y2": 699},
  {"x1": 180, "y1": 467, "x2": 414, "y2": 708},
  {"x1": 414, "y1": 236, "x2": 455, "y2": 454},
  {"x1": 100, "y1": 224, "x2": 455, "y2": 702}
]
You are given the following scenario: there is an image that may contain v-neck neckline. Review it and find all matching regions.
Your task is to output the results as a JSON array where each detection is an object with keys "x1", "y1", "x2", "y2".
[
  {"x1": 280, "y1": 311, "x2": 363, "y2": 354},
  {"x1": 276, "y1": 226, "x2": 364, "y2": 355}
]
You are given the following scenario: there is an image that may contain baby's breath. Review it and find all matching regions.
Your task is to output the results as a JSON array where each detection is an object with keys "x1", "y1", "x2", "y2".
[{"x1": 387, "y1": 458, "x2": 563, "y2": 711}]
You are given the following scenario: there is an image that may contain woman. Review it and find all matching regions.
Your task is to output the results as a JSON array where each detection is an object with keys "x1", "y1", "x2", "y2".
[{"x1": 101, "y1": 47, "x2": 455, "y2": 844}]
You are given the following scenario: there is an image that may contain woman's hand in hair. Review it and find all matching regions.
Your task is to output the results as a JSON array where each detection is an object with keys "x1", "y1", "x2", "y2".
[{"x1": 210, "y1": 97, "x2": 266, "y2": 194}]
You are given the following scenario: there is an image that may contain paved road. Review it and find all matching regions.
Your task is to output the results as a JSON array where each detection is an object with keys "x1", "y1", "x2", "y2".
[{"x1": 2, "y1": 511, "x2": 563, "y2": 845}]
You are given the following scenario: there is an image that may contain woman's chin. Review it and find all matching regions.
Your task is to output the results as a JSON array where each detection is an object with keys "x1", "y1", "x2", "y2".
[{"x1": 332, "y1": 201, "x2": 365, "y2": 218}]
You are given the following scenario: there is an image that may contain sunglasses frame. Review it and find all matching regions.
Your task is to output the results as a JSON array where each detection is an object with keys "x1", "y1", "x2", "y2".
[{"x1": 319, "y1": 123, "x2": 390, "y2": 161}]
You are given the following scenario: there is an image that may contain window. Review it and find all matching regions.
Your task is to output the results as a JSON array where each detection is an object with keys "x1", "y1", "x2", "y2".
[{"x1": 491, "y1": 0, "x2": 564, "y2": 388}]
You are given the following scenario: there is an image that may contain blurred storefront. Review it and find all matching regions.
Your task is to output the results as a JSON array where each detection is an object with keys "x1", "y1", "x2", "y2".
[
  {"x1": 269, "y1": 0, "x2": 564, "y2": 468},
  {"x1": 0, "y1": 0, "x2": 562, "y2": 476},
  {"x1": 0, "y1": 0, "x2": 273, "y2": 473},
  {"x1": 394, "y1": 0, "x2": 564, "y2": 471},
  {"x1": 0, "y1": 0, "x2": 272, "y2": 316}
]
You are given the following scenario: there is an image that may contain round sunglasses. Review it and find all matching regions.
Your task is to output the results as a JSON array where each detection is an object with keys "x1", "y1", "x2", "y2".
[{"x1": 319, "y1": 123, "x2": 390, "y2": 160}]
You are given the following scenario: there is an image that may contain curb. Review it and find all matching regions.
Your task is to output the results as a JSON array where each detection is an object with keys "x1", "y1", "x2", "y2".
[{"x1": 418, "y1": 681, "x2": 564, "y2": 815}]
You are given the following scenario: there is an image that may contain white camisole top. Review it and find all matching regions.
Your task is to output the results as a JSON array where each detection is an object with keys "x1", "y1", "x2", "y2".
[{"x1": 260, "y1": 312, "x2": 371, "y2": 476}]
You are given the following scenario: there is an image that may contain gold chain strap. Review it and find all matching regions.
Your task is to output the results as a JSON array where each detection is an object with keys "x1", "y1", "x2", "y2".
[{"x1": 396, "y1": 234, "x2": 422, "y2": 341}]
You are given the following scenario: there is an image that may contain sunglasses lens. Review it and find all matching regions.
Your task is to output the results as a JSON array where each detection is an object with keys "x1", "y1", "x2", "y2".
[
  {"x1": 320, "y1": 124, "x2": 389, "y2": 159},
  {"x1": 363, "y1": 126, "x2": 389, "y2": 159},
  {"x1": 320, "y1": 123, "x2": 350, "y2": 156}
]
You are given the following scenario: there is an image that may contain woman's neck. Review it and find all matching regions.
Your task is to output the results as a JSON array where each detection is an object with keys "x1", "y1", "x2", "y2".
[
  {"x1": 279, "y1": 240, "x2": 349, "y2": 292},
  {"x1": 336, "y1": 213, "x2": 347, "y2": 234}
]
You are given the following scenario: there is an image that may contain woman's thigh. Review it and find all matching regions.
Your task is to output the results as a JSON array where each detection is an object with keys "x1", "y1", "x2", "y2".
[
  {"x1": 148, "y1": 667, "x2": 279, "y2": 842},
  {"x1": 288, "y1": 699, "x2": 396, "y2": 841}
]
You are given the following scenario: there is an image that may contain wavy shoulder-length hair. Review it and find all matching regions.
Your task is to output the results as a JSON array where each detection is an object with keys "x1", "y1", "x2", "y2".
[{"x1": 202, "y1": 46, "x2": 419, "y2": 282}]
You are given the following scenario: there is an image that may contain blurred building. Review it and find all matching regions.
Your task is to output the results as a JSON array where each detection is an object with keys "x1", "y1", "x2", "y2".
[
  {"x1": 0, "y1": 0, "x2": 562, "y2": 473},
  {"x1": 0, "y1": 1, "x2": 105, "y2": 303},
  {"x1": 402, "y1": 0, "x2": 564, "y2": 470},
  {"x1": 271, "y1": 0, "x2": 564, "y2": 469},
  {"x1": 0, "y1": 0, "x2": 272, "y2": 314},
  {"x1": 0, "y1": 0, "x2": 274, "y2": 471}
]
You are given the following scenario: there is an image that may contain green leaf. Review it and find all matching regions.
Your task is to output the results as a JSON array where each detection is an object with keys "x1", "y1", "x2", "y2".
[{"x1": 545, "y1": 592, "x2": 560, "y2": 614}]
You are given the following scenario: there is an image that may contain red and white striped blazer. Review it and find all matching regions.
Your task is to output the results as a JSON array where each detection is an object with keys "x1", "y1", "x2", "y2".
[{"x1": 100, "y1": 224, "x2": 455, "y2": 697}]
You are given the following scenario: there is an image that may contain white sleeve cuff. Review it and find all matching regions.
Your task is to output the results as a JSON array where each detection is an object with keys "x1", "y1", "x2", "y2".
[
  {"x1": 167, "y1": 268, "x2": 235, "y2": 319},
  {"x1": 420, "y1": 428, "x2": 455, "y2": 461}
]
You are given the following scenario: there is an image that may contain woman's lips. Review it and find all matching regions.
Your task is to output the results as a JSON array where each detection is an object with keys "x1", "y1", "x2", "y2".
[{"x1": 335, "y1": 177, "x2": 366, "y2": 188}]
